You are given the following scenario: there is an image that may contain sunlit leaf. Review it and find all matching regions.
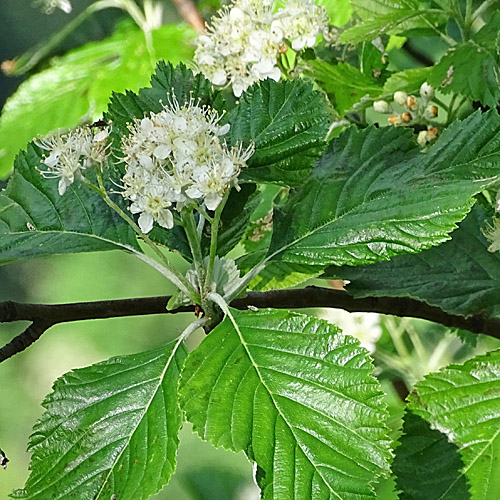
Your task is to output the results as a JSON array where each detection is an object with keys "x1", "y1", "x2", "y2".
[
  {"x1": 269, "y1": 110, "x2": 500, "y2": 267},
  {"x1": 11, "y1": 342, "x2": 186, "y2": 500},
  {"x1": 408, "y1": 350, "x2": 500, "y2": 500},
  {"x1": 328, "y1": 205, "x2": 500, "y2": 318},
  {"x1": 179, "y1": 308, "x2": 391, "y2": 499}
]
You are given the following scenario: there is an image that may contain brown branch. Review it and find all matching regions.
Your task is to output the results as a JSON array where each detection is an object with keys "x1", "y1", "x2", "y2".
[
  {"x1": 172, "y1": 0, "x2": 205, "y2": 32},
  {"x1": 1, "y1": 287, "x2": 499, "y2": 363}
]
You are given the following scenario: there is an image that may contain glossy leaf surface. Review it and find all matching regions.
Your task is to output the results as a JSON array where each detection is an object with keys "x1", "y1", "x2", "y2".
[
  {"x1": 408, "y1": 350, "x2": 500, "y2": 500},
  {"x1": 12, "y1": 342, "x2": 186, "y2": 499},
  {"x1": 329, "y1": 205, "x2": 500, "y2": 318},
  {"x1": 228, "y1": 79, "x2": 331, "y2": 186},
  {"x1": 0, "y1": 144, "x2": 138, "y2": 265},
  {"x1": 269, "y1": 110, "x2": 500, "y2": 266},
  {"x1": 179, "y1": 308, "x2": 391, "y2": 500}
]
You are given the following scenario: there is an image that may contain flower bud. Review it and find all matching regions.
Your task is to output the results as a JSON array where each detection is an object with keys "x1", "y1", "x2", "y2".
[
  {"x1": 426, "y1": 127, "x2": 438, "y2": 141},
  {"x1": 393, "y1": 91, "x2": 407, "y2": 106},
  {"x1": 373, "y1": 100, "x2": 390, "y2": 113},
  {"x1": 401, "y1": 111, "x2": 412, "y2": 123},
  {"x1": 424, "y1": 105, "x2": 438, "y2": 120},
  {"x1": 420, "y1": 82, "x2": 434, "y2": 101},
  {"x1": 417, "y1": 130, "x2": 428, "y2": 147},
  {"x1": 405, "y1": 95, "x2": 418, "y2": 111},
  {"x1": 388, "y1": 114, "x2": 402, "y2": 126}
]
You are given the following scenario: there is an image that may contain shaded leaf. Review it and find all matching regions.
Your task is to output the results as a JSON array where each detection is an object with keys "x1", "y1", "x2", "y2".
[
  {"x1": 428, "y1": 41, "x2": 500, "y2": 107},
  {"x1": 11, "y1": 342, "x2": 186, "y2": 500},
  {"x1": 269, "y1": 110, "x2": 500, "y2": 267},
  {"x1": 393, "y1": 411, "x2": 470, "y2": 500},
  {"x1": 179, "y1": 308, "x2": 391, "y2": 500},
  {"x1": 328, "y1": 204, "x2": 500, "y2": 318},
  {"x1": 306, "y1": 61, "x2": 383, "y2": 114},
  {"x1": 408, "y1": 349, "x2": 500, "y2": 500},
  {"x1": 0, "y1": 144, "x2": 138, "y2": 265}
]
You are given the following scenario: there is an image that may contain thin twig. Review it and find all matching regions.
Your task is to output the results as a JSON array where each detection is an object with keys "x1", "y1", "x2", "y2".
[
  {"x1": 172, "y1": 0, "x2": 205, "y2": 32},
  {"x1": 1, "y1": 287, "x2": 500, "y2": 363}
]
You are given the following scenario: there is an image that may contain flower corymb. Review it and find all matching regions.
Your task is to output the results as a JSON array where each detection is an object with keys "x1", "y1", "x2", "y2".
[
  {"x1": 36, "y1": 126, "x2": 110, "y2": 195},
  {"x1": 195, "y1": 0, "x2": 329, "y2": 97},
  {"x1": 120, "y1": 95, "x2": 254, "y2": 233}
]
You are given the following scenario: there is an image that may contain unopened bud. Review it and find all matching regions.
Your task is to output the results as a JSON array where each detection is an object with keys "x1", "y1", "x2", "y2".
[
  {"x1": 424, "y1": 105, "x2": 438, "y2": 120},
  {"x1": 426, "y1": 127, "x2": 438, "y2": 141},
  {"x1": 401, "y1": 112, "x2": 412, "y2": 123},
  {"x1": 393, "y1": 91, "x2": 407, "y2": 106},
  {"x1": 420, "y1": 82, "x2": 434, "y2": 101},
  {"x1": 373, "y1": 100, "x2": 390, "y2": 113},
  {"x1": 405, "y1": 95, "x2": 418, "y2": 111},
  {"x1": 417, "y1": 130, "x2": 428, "y2": 147},
  {"x1": 388, "y1": 114, "x2": 402, "y2": 126}
]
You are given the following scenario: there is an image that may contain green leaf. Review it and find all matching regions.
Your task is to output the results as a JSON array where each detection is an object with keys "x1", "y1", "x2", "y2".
[
  {"x1": 393, "y1": 411, "x2": 470, "y2": 500},
  {"x1": 341, "y1": 1, "x2": 446, "y2": 44},
  {"x1": 383, "y1": 67, "x2": 433, "y2": 95},
  {"x1": 237, "y1": 251, "x2": 323, "y2": 291},
  {"x1": 328, "y1": 204, "x2": 500, "y2": 318},
  {"x1": 428, "y1": 41, "x2": 500, "y2": 107},
  {"x1": 317, "y1": 0, "x2": 352, "y2": 27},
  {"x1": 179, "y1": 308, "x2": 391, "y2": 500},
  {"x1": 0, "y1": 23, "x2": 196, "y2": 178},
  {"x1": 228, "y1": 79, "x2": 331, "y2": 186},
  {"x1": 0, "y1": 144, "x2": 138, "y2": 265},
  {"x1": 11, "y1": 342, "x2": 186, "y2": 500},
  {"x1": 268, "y1": 110, "x2": 500, "y2": 267},
  {"x1": 408, "y1": 349, "x2": 500, "y2": 500},
  {"x1": 105, "y1": 61, "x2": 222, "y2": 141},
  {"x1": 306, "y1": 61, "x2": 383, "y2": 114}
]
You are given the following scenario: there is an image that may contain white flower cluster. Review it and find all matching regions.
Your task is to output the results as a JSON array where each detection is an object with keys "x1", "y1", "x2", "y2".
[
  {"x1": 120, "y1": 96, "x2": 254, "y2": 234},
  {"x1": 36, "y1": 126, "x2": 110, "y2": 195},
  {"x1": 195, "y1": 0, "x2": 329, "y2": 97}
]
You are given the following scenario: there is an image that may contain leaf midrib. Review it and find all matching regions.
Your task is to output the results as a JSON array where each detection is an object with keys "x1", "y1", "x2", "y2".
[
  {"x1": 93, "y1": 345, "x2": 182, "y2": 500},
  {"x1": 228, "y1": 312, "x2": 345, "y2": 500}
]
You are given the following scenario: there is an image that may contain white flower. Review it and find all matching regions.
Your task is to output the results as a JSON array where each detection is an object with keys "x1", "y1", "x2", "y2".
[
  {"x1": 120, "y1": 95, "x2": 254, "y2": 232},
  {"x1": 35, "y1": 125, "x2": 110, "y2": 195},
  {"x1": 317, "y1": 309, "x2": 382, "y2": 354},
  {"x1": 194, "y1": 0, "x2": 329, "y2": 96}
]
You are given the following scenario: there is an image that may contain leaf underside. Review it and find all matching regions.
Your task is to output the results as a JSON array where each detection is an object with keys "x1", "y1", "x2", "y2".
[
  {"x1": 179, "y1": 308, "x2": 391, "y2": 500},
  {"x1": 12, "y1": 342, "x2": 186, "y2": 500}
]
